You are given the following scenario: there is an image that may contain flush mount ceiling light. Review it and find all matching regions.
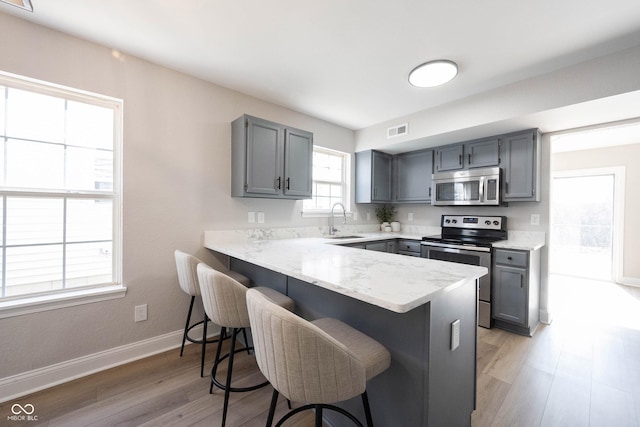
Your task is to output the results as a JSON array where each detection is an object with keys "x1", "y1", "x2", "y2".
[
  {"x1": 0, "y1": 0, "x2": 33, "y2": 11},
  {"x1": 408, "y1": 60, "x2": 458, "y2": 88}
]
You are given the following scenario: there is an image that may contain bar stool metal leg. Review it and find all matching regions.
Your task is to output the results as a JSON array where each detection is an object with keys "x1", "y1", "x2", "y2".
[{"x1": 180, "y1": 296, "x2": 196, "y2": 357}]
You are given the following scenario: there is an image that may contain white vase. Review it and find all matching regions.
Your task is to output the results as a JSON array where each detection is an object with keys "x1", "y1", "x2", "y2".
[
  {"x1": 380, "y1": 222, "x2": 390, "y2": 231},
  {"x1": 391, "y1": 221, "x2": 401, "y2": 232}
]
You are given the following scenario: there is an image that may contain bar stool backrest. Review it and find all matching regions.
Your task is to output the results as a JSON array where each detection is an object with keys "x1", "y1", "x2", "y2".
[
  {"x1": 175, "y1": 250, "x2": 202, "y2": 297},
  {"x1": 246, "y1": 288, "x2": 367, "y2": 404},
  {"x1": 197, "y1": 263, "x2": 251, "y2": 329}
]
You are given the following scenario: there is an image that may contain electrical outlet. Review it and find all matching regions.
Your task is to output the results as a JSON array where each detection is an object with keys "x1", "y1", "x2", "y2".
[
  {"x1": 353, "y1": 212, "x2": 358, "y2": 221},
  {"x1": 257, "y1": 212, "x2": 265, "y2": 223},
  {"x1": 451, "y1": 319, "x2": 460, "y2": 351},
  {"x1": 248, "y1": 212, "x2": 255, "y2": 223},
  {"x1": 135, "y1": 304, "x2": 147, "y2": 322},
  {"x1": 408, "y1": 213, "x2": 414, "y2": 221},
  {"x1": 530, "y1": 214, "x2": 540, "y2": 226},
  {"x1": 366, "y1": 212, "x2": 371, "y2": 221}
]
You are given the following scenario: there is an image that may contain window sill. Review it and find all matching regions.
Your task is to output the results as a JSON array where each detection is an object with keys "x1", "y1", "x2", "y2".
[{"x1": 0, "y1": 285, "x2": 127, "y2": 319}]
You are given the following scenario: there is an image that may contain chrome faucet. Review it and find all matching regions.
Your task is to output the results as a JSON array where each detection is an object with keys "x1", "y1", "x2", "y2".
[{"x1": 329, "y1": 202, "x2": 347, "y2": 235}]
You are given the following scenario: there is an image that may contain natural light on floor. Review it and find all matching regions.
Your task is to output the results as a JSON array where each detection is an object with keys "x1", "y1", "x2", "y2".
[{"x1": 550, "y1": 274, "x2": 640, "y2": 332}]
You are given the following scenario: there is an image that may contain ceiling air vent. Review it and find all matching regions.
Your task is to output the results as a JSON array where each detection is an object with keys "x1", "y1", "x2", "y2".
[{"x1": 387, "y1": 123, "x2": 408, "y2": 139}]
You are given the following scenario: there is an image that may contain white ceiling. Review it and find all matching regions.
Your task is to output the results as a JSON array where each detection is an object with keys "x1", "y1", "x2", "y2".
[{"x1": 4, "y1": 0, "x2": 640, "y2": 131}]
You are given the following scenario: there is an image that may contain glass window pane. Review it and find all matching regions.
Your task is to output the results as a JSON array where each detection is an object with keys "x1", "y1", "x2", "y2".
[
  {"x1": 66, "y1": 147, "x2": 113, "y2": 191},
  {"x1": 6, "y1": 88, "x2": 65, "y2": 143},
  {"x1": 6, "y1": 197, "x2": 63, "y2": 245},
  {"x1": 6, "y1": 139, "x2": 64, "y2": 189},
  {"x1": 65, "y1": 242, "x2": 113, "y2": 288},
  {"x1": 5, "y1": 245, "x2": 64, "y2": 297},
  {"x1": 316, "y1": 183, "x2": 330, "y2": 197},
  {"x1": 67, "y1": 199, "x2": 112, "y2": 242},
  {"x1": 66, "y1": 101, "x2": 114, "y2": 150},
  {"x1": 316, "y1": 196, "x2": 331, "y2": 210}
]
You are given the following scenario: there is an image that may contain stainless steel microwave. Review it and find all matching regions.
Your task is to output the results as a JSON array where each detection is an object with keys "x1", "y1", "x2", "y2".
[{"x1": 431, "y1": 167, "x2": 501, "y2": 206}]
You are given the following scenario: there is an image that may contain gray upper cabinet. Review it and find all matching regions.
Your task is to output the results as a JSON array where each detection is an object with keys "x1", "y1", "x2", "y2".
[
  {"x1": 355, "y1": 150, "x2": 392, "y2": 203},
  {"x1": 464, "y1": 137, "x2": 500, "y2": 168},
  {"x1": 232, "y1": 115, "x2": 312, "y2": 199},
  {"x1": 502, "y1": 129, "x2": 540, "y2": 202},
  {"x1": 434, "y1": 144, "x2": 463, "y2": 172},
  {"x1": 394, "y1": 149, "x2": 433, "y2": 203}
]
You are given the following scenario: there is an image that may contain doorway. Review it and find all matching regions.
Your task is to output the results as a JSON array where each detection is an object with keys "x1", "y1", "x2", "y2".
[{"x1": 549, "y1": 169, "x2": 622, "y2": 282}]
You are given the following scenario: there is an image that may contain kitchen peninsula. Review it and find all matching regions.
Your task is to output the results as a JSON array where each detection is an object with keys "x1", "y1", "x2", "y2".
[{"x1": 204, "y1": 229, "x2": 487, "y2": 427}]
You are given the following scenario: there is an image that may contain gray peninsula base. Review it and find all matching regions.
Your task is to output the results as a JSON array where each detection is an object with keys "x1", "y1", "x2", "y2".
[{"x1": 230, "y1": 258, "x2": 478, "y2": 427}]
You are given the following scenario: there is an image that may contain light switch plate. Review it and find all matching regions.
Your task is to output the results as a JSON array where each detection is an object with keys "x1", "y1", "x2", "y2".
[
  {"x1": 530, "y1": 214, "x2": 540, "y2": 226},
  {"x1": 408, "y1": 213, "x2": 414, "y2": 221},
  {"x1": 451, "y1": 319, "x2": 460, "y2": 351},
  {"x1": 248, "y1": 212, "x2": 255, "y2": 223},
  {"x1": 135, "y1": 304, "x2": 147, "y2": 322},
  {"x1": 257, "y1": 212, "x2": 265, "y2": 224}
]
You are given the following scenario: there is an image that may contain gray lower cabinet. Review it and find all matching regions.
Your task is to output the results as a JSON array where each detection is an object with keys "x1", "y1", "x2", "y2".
[
  {"x1": 501, "y1": 129, "x2": 541, "y2": 202},
  {"x1": 355, "y1": 150, "x2": 392, "y2": 203},
  {"x1": 492, "y1": 248, "x2": 540, "y2": 336},
  {"x1": 231, "y1": 114, "x2": 312, "y2": 199},
  {"x1": 397, "y1": 239, "x2": 421, "y2": 257},
  {"x1": 345, "y1": 239, "x2": 397, "y2": 253},
  {"x1": 394, "y1": 149, "x2": 433, "y2": 203}
]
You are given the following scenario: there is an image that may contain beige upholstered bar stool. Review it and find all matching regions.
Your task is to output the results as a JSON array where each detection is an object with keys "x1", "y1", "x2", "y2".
[
  {"x1": 246, "y1": 288, "x2": 391, "y2": 427},
  {"x1": 196, "y1": 263, "x2": 295, "y2": 427},
  {"x1": 174, "y1": 250, "x2": 250, "y2": 377}
]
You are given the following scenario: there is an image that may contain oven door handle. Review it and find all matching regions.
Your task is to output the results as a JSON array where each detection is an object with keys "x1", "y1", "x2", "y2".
[{"x1": 420, "y1": 241, "x2": 491, "y2": 253}]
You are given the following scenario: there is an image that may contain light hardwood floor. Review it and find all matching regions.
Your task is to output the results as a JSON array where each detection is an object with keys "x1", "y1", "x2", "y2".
[{"x1": 3, "y1": 276, "x2": 639, "y2": 426}]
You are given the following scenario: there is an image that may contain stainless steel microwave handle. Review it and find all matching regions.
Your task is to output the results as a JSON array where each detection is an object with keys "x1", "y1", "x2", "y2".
[{"x1": 479, "y1": 176, "x2": 485, "y2": 203}]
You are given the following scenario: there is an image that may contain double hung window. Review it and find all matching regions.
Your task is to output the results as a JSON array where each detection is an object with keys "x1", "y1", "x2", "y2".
[
  {"x1": 0, "y1": 71, "x2": 122, "y2": 306},
  {"x1": 303, "y1": 146, "x2": 350, "y2": 213}
]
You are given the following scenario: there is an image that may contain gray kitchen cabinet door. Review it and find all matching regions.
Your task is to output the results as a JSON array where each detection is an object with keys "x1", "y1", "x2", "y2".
[
  {"x1": 502, "y1": 130, "x2": 540, "y2": 201},
  {"x1": 364, "y1": 241, "x2": 389, "y2": 252},
  {"x1": 394, "y1": 149, "x2": 433, "y2": 203},
  {"x1": 283, "y1": 128, "x2": 313, "y2": 198},
  {"x1": 355, "y1": 150, "x2": 392, "y2": 203},
  {"x1": 434, "y1": 144, "x2": 463, "y2": 172},
  {"x1": 493, "y1": 264, "x2": 527, "y2": 326},
  {"x1": 245, "y1": 116, "x2": 282, "y2": 196},
  {"x1": 464, "y1": 138, "x2": 500, "y2": 168},
  {"x1": 232, "y1": 114, "x2": 313, "y2": 199}
]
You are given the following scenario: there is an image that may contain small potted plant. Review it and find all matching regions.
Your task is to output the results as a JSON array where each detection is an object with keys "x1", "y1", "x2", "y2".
[{"x1": 375, "y1": 204, "x2": 396, "y2": 231}]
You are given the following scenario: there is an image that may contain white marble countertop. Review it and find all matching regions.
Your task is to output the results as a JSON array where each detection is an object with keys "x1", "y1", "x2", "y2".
[
  {"x1": 492, "y1": 231, "x2": 546, "y2": 251},
  {"x1": 204, "y1": 229, "x2": 487, "y2": 313}
]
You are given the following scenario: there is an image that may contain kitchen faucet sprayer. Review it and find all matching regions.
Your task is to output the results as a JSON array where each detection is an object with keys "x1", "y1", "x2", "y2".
[{"x1": 329, "y1": 202, "x2": 347, "y2": 235}]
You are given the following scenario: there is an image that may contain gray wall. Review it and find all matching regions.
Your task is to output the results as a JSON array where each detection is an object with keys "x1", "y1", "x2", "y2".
[{"x1": 0, "y1": 12, "x2": 355, "y2": 379}]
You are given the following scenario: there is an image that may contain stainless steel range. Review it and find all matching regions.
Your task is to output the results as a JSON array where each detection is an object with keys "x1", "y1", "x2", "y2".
[{"x1": 421, "y1": 215, "x2": 507, "y2": 328}]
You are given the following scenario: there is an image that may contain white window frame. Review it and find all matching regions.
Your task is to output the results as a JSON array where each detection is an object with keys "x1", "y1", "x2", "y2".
[
  {"x1": 0, "y1": 71, "x2": 125, "y2": 318},
  {"x1": 302, "y1": 146, "x2": 351, "y2": 217}
]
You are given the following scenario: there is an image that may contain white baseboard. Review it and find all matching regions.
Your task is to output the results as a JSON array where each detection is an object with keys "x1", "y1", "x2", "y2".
[
  {"x1": 0, "y1": 323, "x2": 221, "y2": 404},
  {"x1": 621, "y1": 276, "x2": 640, "y2": 287}
]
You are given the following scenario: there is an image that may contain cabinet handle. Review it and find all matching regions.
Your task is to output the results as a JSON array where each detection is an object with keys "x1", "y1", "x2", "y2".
[
  {"x1": 286, "y1": 177, "x2": 290, "y2": 190},
  {"x1": 507, "y1": 256, "x2": 513, "y2": 260},
  {"x1": 520, "y1": 275, "x2": 523, "y2": 288},
  {"x1": 468, "y1": 153, "x2": 471, "y2": 164},
  {"x1": 458, "y1": 154, "x2": 462, "y2": 165},
  {"x1": 429, "y1": 187, "x2": 432, "y2": 197},
  {"x1": 276, "y1": 177, "x2": 281, "y2": 190}
]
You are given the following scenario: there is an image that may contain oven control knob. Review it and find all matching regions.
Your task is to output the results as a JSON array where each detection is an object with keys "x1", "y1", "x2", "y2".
[
  {"x1": 445, "y1": 219, "x2": 451, "y2": 224},
  {"x1": 485, "y1": 220, "x2": 491, "y2": 225},
  {"x1": 451, "y1": 219, "x2": 457, "y2": 223},
  {"x1": 493, "y1": 220, "x2": 499, "y2": 226}
]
